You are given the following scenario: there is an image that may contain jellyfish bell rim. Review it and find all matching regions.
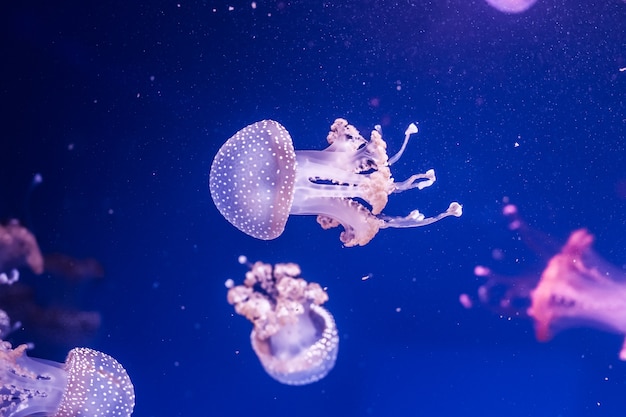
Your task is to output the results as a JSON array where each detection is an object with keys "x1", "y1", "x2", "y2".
[
  {"x1": 250, "y1": 303, "x2": 339, "y2": 386},
  {"x1": 208, "y1": 120, "x2": 297, "y2": 240}
]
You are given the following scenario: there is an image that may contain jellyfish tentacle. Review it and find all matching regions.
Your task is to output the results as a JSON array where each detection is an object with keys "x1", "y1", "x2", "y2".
[
  {"x1": 379, "y1": 202, "x2": 463, "y2": 229},
  {"x1": 392, "y1": 169, "x2": 436, "y2": 192},
  {"x1": 0, "y1": 270, "x2": 19, "y2": 285},
  {"x1": 388, "y1": 123, "x2": 418, "y2": 165}
]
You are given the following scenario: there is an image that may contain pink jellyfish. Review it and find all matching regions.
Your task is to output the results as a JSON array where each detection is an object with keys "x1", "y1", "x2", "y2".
[
  {"x1": 0, "y1": 341, "x2": 135, "y2": 416},
  {"x1": 528, "y1": 229, "x2": 626, "y2": 360},
  {"x1": 466, "y1": 203, "x2": 626, "y2": 359},
  {"x1": 209, "y1": 118, "x2": 462, "y2": 247},
  {"x1": 226, "y1": 258, "x2": 338, "y2": 385}
]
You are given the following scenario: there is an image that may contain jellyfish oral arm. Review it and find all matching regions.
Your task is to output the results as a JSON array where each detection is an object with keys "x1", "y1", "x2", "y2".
[
  {"x1": 287, "y1": 121, "x2": 462, "y2": 246},
  {"x1": 387, "y1": 123, "x2": 418, "y2": 165},
  {"x1": 0, "y1": 343, "x2": 67, "y2": 417},
  {"x1": 0, "y1": 270, "x2": 19, "y2": 285},
  {"x1": 392, "y1": 169, "x2": 436, "y2": 192},
  {"x1": 380, "y1": 202, "x2": 464, "y2": 230}
]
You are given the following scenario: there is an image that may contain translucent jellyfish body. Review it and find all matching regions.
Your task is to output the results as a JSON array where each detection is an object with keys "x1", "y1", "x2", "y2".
[
  {"x1": 209, "y1": 118, "x2": 462, "y2": 246},
  {"x1": 466, "y1": 204, "x2": 626, "y2": 359},
  {"x1": 227, "y1": 260, "x2": 338, "y2": 385},
  {"x1": 528, "y1": 229, "x2": 626, "y2": 359},
  {"x1": 0, "y1": 341, "x2": 135, "y2": 417}
]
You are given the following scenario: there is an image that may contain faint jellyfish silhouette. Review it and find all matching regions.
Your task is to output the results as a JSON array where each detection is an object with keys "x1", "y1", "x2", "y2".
[
  {"x1": 43, "y1": 253, "x2": 105, "y2": 283},
  {"x1": 0, "y1": 265, "x2": 20, "y2": 340},
  {"x1": 0, "y1": 220, "x2": 44, "y2": 278},
  {"x1": 463, "y1": 264, "x2": 536, "y2": 318},
  {"x1": 0, "y1": 220, "x2": 102, "y2": 347},
  {"x1": 461, "y1": 203, "x2": 560, "y2": 318},
  {"x1": 465, "y1": 203, "x2": 626, "y2": 359},
  {"x1": 0, "y1": 274, "x2": 102, "y2": 347},
  {"x1": 209, "y1": 118, "x2": 462, "y2": 247},
  {"x1": 485, "y1": 0, "x2": 537, "y2": 14},
  {"x1": 226, "y1": 257, "x2": 338, "y2": 385},
  {"x1": 0, "y1": 310, "x2": 11, "y2": 339},
  {"x1": 0, "y1": 341, "x2": 135, "y2": 417}
]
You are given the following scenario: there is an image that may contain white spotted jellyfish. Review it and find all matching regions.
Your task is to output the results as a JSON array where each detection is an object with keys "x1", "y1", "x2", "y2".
[
  {"x1": 226, "y1": 258, "x2": 338, "y2": 385},
  {"x1": 0, "y1": 341, "x2": 135, "y2": 417},
  {"x1": 209, "y1": 118, "x2": 462, "y2": 247}
]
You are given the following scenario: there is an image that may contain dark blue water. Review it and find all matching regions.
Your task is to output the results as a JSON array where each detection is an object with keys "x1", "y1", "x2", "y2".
[{"x1": 1, "y1": 1, "x2": 625, "y2": 416}]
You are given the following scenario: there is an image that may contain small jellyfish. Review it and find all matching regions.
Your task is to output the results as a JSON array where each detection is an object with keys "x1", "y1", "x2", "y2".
[
  {"x1": 0, "y1": 341, "x2": 135, "y2": 416},
  {"x1": 226, "y1": 260, "x2": 338, "y2": 385},
  {"x1": 209, "y1": 118, "x2": 462, "y2": 247}
]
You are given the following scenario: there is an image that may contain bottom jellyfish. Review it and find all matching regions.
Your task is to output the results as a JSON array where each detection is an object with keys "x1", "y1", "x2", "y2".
[
  {"x1": 0, "y1": 340, "x2": 135, "y2": 417},
  {"x1": 226, "y1": 259, "x2": 338, "y2": 385}
]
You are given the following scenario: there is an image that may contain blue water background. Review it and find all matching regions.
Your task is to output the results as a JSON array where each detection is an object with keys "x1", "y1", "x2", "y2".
[{"x1": 1, "y1": 1, "x2": 626, "y2": 416}]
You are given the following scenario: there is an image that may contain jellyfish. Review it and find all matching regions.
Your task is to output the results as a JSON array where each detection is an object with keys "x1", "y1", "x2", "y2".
[
  {"x1": 466, "y1": 203, "x2": 626, "y2": 359},
  {"x1": 209, "y1": 118, "x2": 462, "y2": 247},
  {"x1": 226, "y1": 259, "x2": 338, "y2": 385},
  {"x1": 528, "y1": 229, "x2": 626, "y2": 360},
  {"x1": 0, "y1": 341, "x2": 135, "y2": 417},
  {"x1": 485, "y1": 0, "x2": 537, "y2": 14}
]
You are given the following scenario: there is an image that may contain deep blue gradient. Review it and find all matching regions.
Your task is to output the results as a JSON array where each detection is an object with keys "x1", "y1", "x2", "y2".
[{"x1": 1, "y1": 1, "x2": 625, "y2": 416}]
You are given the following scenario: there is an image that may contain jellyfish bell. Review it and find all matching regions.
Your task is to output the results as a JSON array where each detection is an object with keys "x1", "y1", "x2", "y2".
[
  {"x1": 227, "y1": 260, "x2": 338, "y2": 385},
  {"x1": 485, "y1": 0, "x2": 537, "y2": 14},
  {"x1": 209, "y1": 118, "x2": 462, "y2": 247},
  {"x1": 209, "y1": 120, "x2": 296, "y2": 240}
]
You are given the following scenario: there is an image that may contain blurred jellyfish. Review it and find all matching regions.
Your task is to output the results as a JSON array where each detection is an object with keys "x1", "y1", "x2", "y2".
[
  {"x1": 528, "y1": 229, "x2": 626, "y2": 360},
  {"x1": 209, "y1": 118, "x2": 462, "y2": 247},
  {"x1": 43, "y1": 253, "x2": 105, "y2": 282},
  {"x1": 485, "y1": 0, "x2": 537, "y2": 14},
  {"x1": 0, "y1": 220, "x2": 44, "y2": 277},
  {"x1": 0, "y1": 220, "x2": 102, "y2": 347},
  {"x1": 0, "y1": 341, "x2": 135, "y2": 417},
  {"x1": 467, "y1": 203, "x2": 626, "y2": 359},
  {"x1": 226, "y1": 259, "x2": 338, "y2": 385},
  {"x1": 0, "y1": 310, "x2": 11, "y2": 340},
  {"x1": 0, "y1": 279, "x2": 102, "y2": 347}
]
